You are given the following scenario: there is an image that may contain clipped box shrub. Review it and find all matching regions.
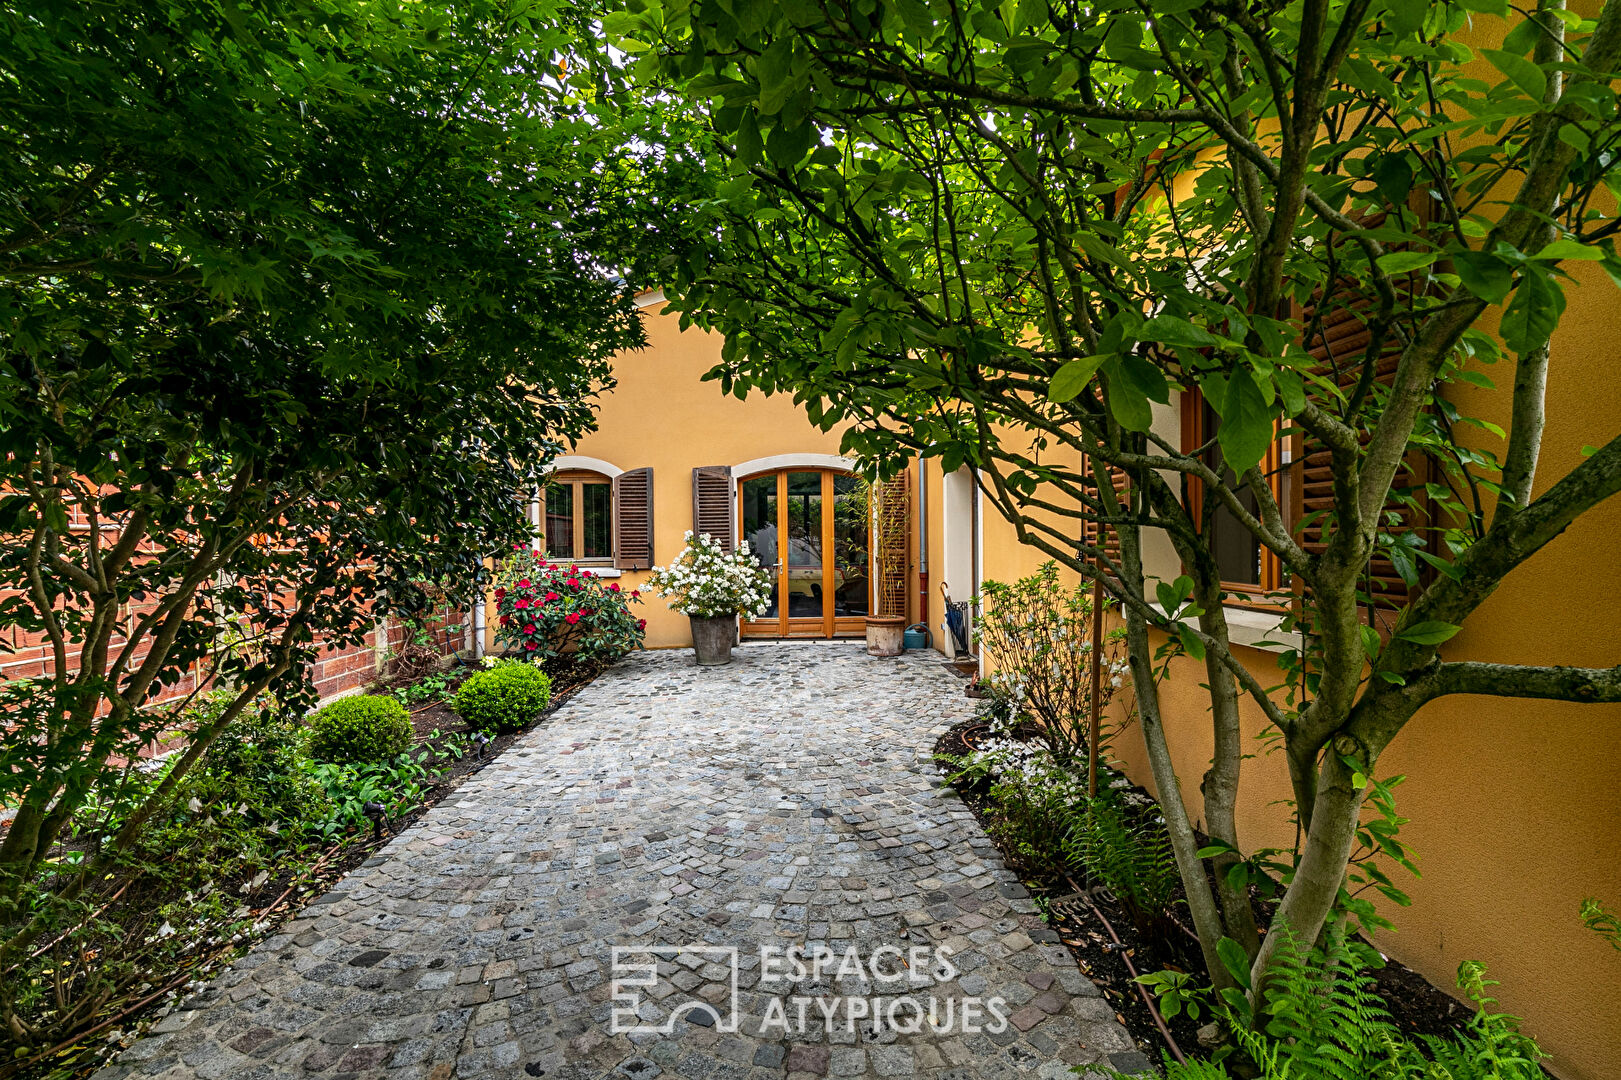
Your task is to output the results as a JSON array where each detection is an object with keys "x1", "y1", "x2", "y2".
[
  {"x1": 305, "y1": 694, "x2": 414, "y2": 764},
  {"x1": 452, "y1": 660, "x2": 552, "y2": 733}
]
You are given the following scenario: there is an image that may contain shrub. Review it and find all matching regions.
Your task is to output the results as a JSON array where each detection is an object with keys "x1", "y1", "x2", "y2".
[
  {"x1": 305, "y1": 694, "x2": 414, "y2": 764},
  {"x1": 452, "y1": 660, "x2": 553, "y2": 732},
  {"x1": 493, "y1": 546, "x2": 646, "y2": 666},
  {"x1": 976, "y1": 562, "x2": 1132, "y2": 765},
  {"x1": 189, "y1": 694, "x2": 329, "y2": 826},
  {"x1": 645, "y1": 530, "x2": 773, "y2": 618}
]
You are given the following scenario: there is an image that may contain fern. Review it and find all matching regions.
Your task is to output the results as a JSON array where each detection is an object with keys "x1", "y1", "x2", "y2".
[
  {"x1": 1063, "y1": 788, "x2": 1179, "y2": 936},
  {"x1": 1158, "y1": 940, "x2": 1546, "y2": 1080}
]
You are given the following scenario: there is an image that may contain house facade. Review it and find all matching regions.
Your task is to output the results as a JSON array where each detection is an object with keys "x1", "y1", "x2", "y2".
[{"x1": 520, "y1": 276, "x2": 1620, "y2": 1080}]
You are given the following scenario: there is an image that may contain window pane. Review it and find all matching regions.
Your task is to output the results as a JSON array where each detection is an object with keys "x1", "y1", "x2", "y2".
[
  {"x1": 545, "y1": 485, "x2": 574, "y2": 559},
  {"x1": 740, "y1": 475, "x2": 779, "y2": 620},
  {"x1": 832, "y1": 474, "x2": 869, "y2": 618},
  {"x1": 582, "y1": 483, "x2": 612, "y2": 560},
  {"x1": 785, "y1": 472, "x2": 822, "y2": 618},
  {"x1": 1202, "y1": 401, "x2": 1262, "y2": 587}
]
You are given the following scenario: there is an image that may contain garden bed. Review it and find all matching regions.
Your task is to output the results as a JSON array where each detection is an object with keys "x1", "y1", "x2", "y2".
[
  {"x1": 933, "y1": 716, "x2": 1482, "y2": 1066},
  {"x1": 1, "y1": 654, "x2": 604, "y2": 1080}
]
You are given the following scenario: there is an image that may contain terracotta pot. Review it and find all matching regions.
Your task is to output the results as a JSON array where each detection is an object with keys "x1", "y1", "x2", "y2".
[
  {"x1": 865, "y1": 615, "x2": 907, "y2": 657},
  {"x1": 689, "y1": 615, "x2": 738, "y2": 666}
]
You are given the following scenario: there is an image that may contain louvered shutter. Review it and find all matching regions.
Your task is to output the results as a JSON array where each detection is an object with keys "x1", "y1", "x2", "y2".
[
  {"x1": 691, "y1": 466, "x2": 735, "y2": 552},
  {"x1": 1080, "y1": 454, "x2": 1128, "y2": 565},
  {"x1": 1293, "y1": 232, "x2": 1434, "y2": 635},
  {"x1": 612, "y1": 468, "x2": 654, "y2": 570},
  {"x1": 874, "y1": 472, "x2": 911, "y2": 618}
]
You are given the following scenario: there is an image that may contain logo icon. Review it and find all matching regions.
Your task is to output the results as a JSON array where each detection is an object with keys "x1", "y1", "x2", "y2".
[{"x1": 610, "y1": 945, "x2": 741, "y2": 1035}]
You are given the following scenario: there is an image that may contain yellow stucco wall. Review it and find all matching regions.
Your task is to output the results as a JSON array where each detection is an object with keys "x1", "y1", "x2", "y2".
[
  {"x1": 540, "y1": 297, "x2": 920, "y2": 648},
  {"x1": 1093, "y1": 260, "x2": 1621, "y2": 1080}
]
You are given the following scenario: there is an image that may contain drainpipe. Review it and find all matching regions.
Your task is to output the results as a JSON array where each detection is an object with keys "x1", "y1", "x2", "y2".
[{"x1": 916, "y1": 457, "x2": 929, "y2": 631}]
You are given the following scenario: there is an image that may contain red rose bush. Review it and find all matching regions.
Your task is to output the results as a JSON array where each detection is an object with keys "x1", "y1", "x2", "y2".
[{"x1": 493, "y1": 546, "x2": 645, "y2": 667}]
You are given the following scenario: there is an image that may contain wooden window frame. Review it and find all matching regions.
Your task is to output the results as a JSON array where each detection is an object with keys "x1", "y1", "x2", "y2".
[
  {"x1": 1180, "y1": 390, "x2": 1292, "y2": 610},
  {"x1": 737, "y1": 468, "x2": 874, "y2": 639},
  {"x1": 544, "y1": 469, "x2": 615, "y2": 565}
]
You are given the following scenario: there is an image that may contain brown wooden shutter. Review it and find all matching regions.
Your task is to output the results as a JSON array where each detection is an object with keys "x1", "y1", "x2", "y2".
[
  {"x1": 612, "y1": 468, "x2": 654, "y2": 570},
  {"x1": 1293, "y1": 229, "x2": 1434, "y2": 635},
  {"x1": 1080, "y1": 454, "x2": 1128, "y2": 564},
  {"x1": 691, "y1": 466, "x2": 735, "y2": 552},
  {"x1": 874, "y1": 472, "x2": 911, "y2": 618}
]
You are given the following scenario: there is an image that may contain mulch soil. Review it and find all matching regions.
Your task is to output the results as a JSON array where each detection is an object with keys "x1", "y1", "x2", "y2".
[{"x1": 932, "y1": 712, "x2": 1480, "y2": 1066}]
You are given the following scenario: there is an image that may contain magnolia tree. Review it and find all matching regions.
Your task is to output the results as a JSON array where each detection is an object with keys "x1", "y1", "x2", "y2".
[
  {"x1": 614, "y1": 0, "x2": 1621, "y2": 1007},
  {"x1": 0, "y1": 0, "x2": 697, "y2": 1032}
]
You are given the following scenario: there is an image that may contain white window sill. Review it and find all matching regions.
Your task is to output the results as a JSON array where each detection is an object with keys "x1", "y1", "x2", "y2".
[
  {"x1": 1149, "y1": 602, "x2": 1295, "y2": 654},
  {"x1": 575, "y1": 566, "x2": 622, "y2": 578}
]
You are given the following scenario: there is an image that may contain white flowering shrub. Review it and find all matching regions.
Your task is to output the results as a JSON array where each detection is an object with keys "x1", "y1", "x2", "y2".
[
  {"x1": 976, "y1": 561, "x2": 1132, "y2": 765},
  {"x1": 645, "y1": 531, "x2": 774, "y2": 619}
]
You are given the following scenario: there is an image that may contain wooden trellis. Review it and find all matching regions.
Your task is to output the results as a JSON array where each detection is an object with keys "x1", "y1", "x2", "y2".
[{"x1": 873, "y1": 472, "x2": 910, "y2": 619}]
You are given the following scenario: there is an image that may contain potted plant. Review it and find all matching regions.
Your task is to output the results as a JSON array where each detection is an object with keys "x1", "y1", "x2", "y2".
[
  {"x1": 646, "y1": 531, "x2": 773, "y2": 665},
  {"x1": 866, "y1": 475, "x2": 909, "y2": 656}
]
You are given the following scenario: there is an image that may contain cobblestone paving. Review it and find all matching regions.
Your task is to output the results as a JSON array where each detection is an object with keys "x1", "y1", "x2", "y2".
[{"x1": 96, "y1": 643, "x2": 1149, "y2": 1080}]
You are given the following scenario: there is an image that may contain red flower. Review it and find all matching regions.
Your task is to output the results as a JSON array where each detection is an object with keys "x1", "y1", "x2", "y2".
[
  {"x1": 524, "y1": 623, "x2": 536, "y2": 634},
  {"x1": 607, "y1": 582, "x2": 621, "y2": 592},
  {"x1": 569, "y1": 565, "x2": 578, "y2": 573},
  {"x1": 524, "y1": 640, "x2": 538, "y2": 650},
  {"x1": 636, "y1": 618, "x2": 647, "y2": 630},
  {"x1": 564, "y1": 612, "x2": 581, "y2": 625},
  {"x1": 515, "y1": 598, "x2": 529, "y2": 610},
  {"x1": 517, "y1": 578, "x2": 531, "y2": 589},
  {"x1": 631, "y1": 589, "x2": 640, "y2": 598},
  {"x1": 494, "y1": 587, "x2": 506, "y2": 601},
  {"x1": 544, "y1": 591, "x2": 561, "y2": 602},
  {"x1": 499, "y1": 615, "x2": 511, "y2": 627}
]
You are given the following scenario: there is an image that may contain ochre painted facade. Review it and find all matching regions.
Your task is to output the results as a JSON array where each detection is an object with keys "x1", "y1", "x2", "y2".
[{"x1": 531, "y1": 265, "x2": 1618, "y2": 1078}]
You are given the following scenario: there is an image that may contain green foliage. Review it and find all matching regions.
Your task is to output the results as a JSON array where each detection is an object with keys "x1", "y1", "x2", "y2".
[
  {"x1": 451, "y1": 661, "x2": 554, "y2": 734},
  {"x1": 1581, "y1": 896, "x2": 1621, "y2": 951},
  {"x1": 305, "y1": 696, "x2": 414, "y2": 766},
  {"x1": 1063, "y1": 789, "x2": 1179, "y2": 939},
  {"x1": 0, "y1": 0, "x2": 702, "y2": 991},
  {"x1": 618, "y1": 0, "x2": 1621, "y2": 983},
  {"x1": 493, "y1": 547, "x2": 647, "y2": 666},
  {"x1": 307, "y1": 748, "x2": 446, "y2": 843},
  {"x1": 1146, "y1": 936, "x2": 1546, "y2": 1080},
  {"x1": 977, "y1": 562, "x2": 1131, "y2": 765},
  {"x1": 184, "y1": 694, "x2": 330, "y2": 827},
  {"x1": 391, "y1": 670, "x2": 458, "y2": 709}
]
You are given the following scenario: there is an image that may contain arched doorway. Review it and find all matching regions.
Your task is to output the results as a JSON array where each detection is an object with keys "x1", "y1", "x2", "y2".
[{"x1": 737, "y1": 468, "x2": 871, "y2": 638}]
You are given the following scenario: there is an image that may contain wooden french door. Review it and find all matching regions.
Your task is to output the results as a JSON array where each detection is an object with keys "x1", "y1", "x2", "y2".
[{"x1": 738, "y1": 469, "x2": 871, "y2": 638}]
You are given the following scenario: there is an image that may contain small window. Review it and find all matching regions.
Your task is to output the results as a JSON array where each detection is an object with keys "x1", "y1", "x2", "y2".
[
  {"x1": 1182, "y1": 391, "x2": 1288, "y2": 604},
  {"x1": 543, "y1": 470, "x2": 614, "y2": 562}
]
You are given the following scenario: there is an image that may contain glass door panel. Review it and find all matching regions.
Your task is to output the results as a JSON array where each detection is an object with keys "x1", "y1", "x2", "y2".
[
  {"x1": 831, "y1": 475, "x2": 870, "y2": 618},
  {"x1": 783, "y1": 471, "x2": 823, "y2": 621},
  {"x1": 740, "y1": 474, "x2": 780, "y2": 622}
]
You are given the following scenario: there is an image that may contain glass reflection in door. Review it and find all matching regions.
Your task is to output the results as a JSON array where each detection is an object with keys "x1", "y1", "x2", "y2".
[
  {"x1": 831, "y1": 475, "x2": 870, "y2": 618},
  {"x1": 783, "y1": 472, "x2": 822, "y2": 619},
  {"x1": 740, "y1": 474, "x2": 780, "y2": 620}
]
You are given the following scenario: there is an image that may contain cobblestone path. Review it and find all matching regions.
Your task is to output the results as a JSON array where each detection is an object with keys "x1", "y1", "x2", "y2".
[{"x1": 97, "y1": 643, "x2": 1147, "y2": 1080}]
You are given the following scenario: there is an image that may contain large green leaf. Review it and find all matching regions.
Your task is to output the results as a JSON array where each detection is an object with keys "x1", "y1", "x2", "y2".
[
  {"x1": 1500, "y1": 270, "x2": 1565, "y2": 355},
  {"x1": 1048, "y1": 355, "x2": 1108, "y2": 403},
  {"x1": 1482, "y1": 48, "x2": 1548, "y2": 102},
  {"x1": 1216, "y1": 368, "x2": 1273, "y2": 475}
]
